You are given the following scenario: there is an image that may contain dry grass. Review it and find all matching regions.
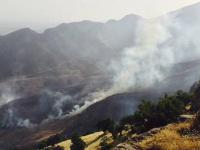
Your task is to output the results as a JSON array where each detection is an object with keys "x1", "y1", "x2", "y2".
[
  {"x1": 138, "y1": 122, "x2": 200, "y2": 150},
  {"x1": 57, "y1": 131, "x2": 112, "y2": 150}
]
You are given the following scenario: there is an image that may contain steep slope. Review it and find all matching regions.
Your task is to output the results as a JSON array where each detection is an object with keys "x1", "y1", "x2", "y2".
[
  {"x1": 0, "y1": 2, "x2": 200, "y2": 149},
  {"x1": 0, "y1": 15, "x2": 142, "y2": 130},
  {"x1": 0, "y1": 15, "x2": 141, "y2": 81}
]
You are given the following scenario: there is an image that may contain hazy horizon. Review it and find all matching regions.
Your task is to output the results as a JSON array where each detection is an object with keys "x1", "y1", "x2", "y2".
[{"x1": 0, "y1": 0, "x2": 200, "y2": 34}]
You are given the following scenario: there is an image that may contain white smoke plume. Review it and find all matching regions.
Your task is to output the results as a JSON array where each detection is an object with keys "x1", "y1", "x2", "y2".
[
  {"x1": 110, "y1": 16, "x2": 175, "y2": 93},
  {"x1": 2, "y1": 11, "x2": 200, "y2": 126},
  {"x1": 48, "y1": 91, "x2": 73, "y2": 119},
  {"x1": 1, "y1": 108, "x2": 36, "y2": 128},
  {"x1": 0, "y1": 82, "x2": 21, "y2": 106},
  {"x1": 66, "y1": 16, "x2": 176, "y2": 116}
]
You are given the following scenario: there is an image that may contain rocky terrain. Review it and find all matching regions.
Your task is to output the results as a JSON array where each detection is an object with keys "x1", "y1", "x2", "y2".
[{"x1": 1, "y1": 2, "x2": 200, "y2": 149}]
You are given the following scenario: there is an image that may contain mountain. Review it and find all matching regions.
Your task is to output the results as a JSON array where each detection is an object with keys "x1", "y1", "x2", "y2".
[
  {"x1": 0, "y1": 14, "x2": 143, "y2": 128},
  {"x1": 0, "y1": 2, "x2": 200, "y2": 149},
  {"x1": 0, "y1": 15, "x2": 141, "y2": 80}
]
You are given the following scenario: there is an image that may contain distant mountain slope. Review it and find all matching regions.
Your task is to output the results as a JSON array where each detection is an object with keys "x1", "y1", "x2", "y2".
[
  {"x1": 0, "y1": 14, "x2": 142, "y2": 131},
  {"x1": 0, "y1": 2, "x2": 200, "y2": 149},
  {"x1": 0, "y1": 14, "x2": 141, "y2": 81}
]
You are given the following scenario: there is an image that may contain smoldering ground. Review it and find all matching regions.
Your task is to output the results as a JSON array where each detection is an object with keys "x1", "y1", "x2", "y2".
[{"x1": 1, "y1": 11, "x2": 200, "y2": 128}]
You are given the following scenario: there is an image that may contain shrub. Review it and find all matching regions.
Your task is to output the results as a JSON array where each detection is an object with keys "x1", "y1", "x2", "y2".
[
  {"x1": 190, "y1": 81, "x2": 200, "y2": 111},
  {"x1": 175, "y1": 90, "x2": 192, "y2": 105},
  {"x1": 120, "y1": 93, "x2": 185, "y2": 133},
  {"x1": 100, "y1": 136, "x2": 112, "y2": 150},
  {"x1": 37, "y1": 140, "x2": 48, "y2": 149},
  {"x1": 191, "y1": 111, "x2": 200, "y2": 132},
  {"x1": 70, "y1": 133, "x2": 86, "y2": 150},
  {"x1": 45, "y1": 134, "x2": 64, "y2": 147},
  {"x1": 156, "y1": 95, "x2": 184, "y2": 125},
  {"x1": 96, "y1": 119, "x2": 115, "y2": 132},
  {"x1": 96, "y1": 119, "x2": 117, "y2": 139}
]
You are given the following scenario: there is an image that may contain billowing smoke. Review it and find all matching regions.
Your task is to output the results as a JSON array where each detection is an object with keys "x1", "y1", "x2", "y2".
[
  {"x1": 110, "y1": 16, "x2": 175, "y2": 92},
  {"x1": 67, "y1": 16, "x2": 175, "y2": 115},
  {"x1": 0, "y1": 82, "x2": 21, "y2": 106},
  {"x1": 67, "y1": 13, "x2": 200, "y2": 115},
  {"x1": 1, "y1": 107, "x2": 36, "y2": 128},
  {"x1": 47, "y1": 91, "x2": 73, "y2": 119},
  {"x1": 0, "y1": 81, "x2": 34, "y2": 128},
  {"x1": 1, "y1": 9, "x2": 200, "y2": 128}
]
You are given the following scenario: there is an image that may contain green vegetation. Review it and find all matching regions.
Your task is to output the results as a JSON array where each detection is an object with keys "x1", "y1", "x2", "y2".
[
  {"x1": 70, "y1": 133, "x2": 86, "y2": 150},
  {"x1": 190, "y1": 81, "x2": 200, "y2": 111},
  {"x1": 96, "y1": 118, "x2": 118, "y2": 139},
  {"x1": 118, "y1": 91, "x2": 192, "y2": 133},
  {"x1": 94, "y1": 86, "x2": 196, "y2": 149},
  {"x1": 99, "y1": 136, "x2": 113, "y2": 150},
  {"x1": 39, "y1": 80, "x2": 200, "y2": 150},
  {"x1": 37, "y1": 134, "x2": 65, "y2": 150}
]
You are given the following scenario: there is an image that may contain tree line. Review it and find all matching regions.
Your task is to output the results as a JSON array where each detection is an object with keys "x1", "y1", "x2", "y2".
[{"x1": 36, "y1": 80, "x2": 200, "y2": 150}]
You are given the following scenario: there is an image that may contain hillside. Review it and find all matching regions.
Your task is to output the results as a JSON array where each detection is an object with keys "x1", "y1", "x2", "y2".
[
  {"x1": 1, "y1": 2, "x2": 200, "y2": 150},
  {"x1": 45, "y1": 117, "x2": 200, "y2": 150},
  {"x1": 57, "y1": 132, "x2": 106, "y2": 150},
  {"x1": 38, "y1": 77, "x2": 200, "y2": 150}
]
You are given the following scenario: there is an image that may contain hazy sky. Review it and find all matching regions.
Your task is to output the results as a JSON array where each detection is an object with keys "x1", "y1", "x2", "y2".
[{"x1": 0, "y1": 0, "x2": 200, "y2": 34}]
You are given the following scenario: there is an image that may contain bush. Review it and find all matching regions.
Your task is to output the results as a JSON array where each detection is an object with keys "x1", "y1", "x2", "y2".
[
  {"x1": 156, "y1": 95, "x2": 184, "y2": 125},
  {"x1": 100, "y1": 136, "x2": 112, "y2": 150},
  {"x1": 36, "y1": 134, "x2": 64, "y2": 150},
  {"x1": 70, "y1": 133, "x2": 86, "y2": 150},
  {"x1": 191, "y1": 111, "x2": 200, "y2": 131},
  {"x1": 120, "y1": 93, "x2": 185, "y2": 133},
  {"x1": 190, "y1": 81, "x2": 200, "y2": 111},
  {"x1": 96, "y1": 119, "x2": 115, "y2": 132},
  {"x1": 175, "y1": 90, "x2": 192, "y2": 105},
  {"x1": 46, "y1": 134, "x2": 64, "y2": 146},
  {"x1": 96, "y1": 119, "x2": 117, "y2": 139}
]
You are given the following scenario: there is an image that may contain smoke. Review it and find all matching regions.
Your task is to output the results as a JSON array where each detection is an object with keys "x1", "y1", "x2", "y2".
[
  {"x1": 47, "y1": 91, "x2": 73, "y2": 119},
  {"x1": 110, "y1": 17, "x2": 175, "y2": 93},
  {"x1": 0, "y1": 82, "x2": 21, "y2": 106},
  {"x1": 2, "y1": 11, "x2": 200, "y2": 127},
  {"x1": 1, "y1": 107, "x2": 36, "y2": 128},
  {"x1": 67, "y1": 12, "x2": 200, "y2": 115},
  {"x1": 68, "y1": 89, "x2": 110, "y2": 116},
  {"x1": 60, "y1": 16, "x2": 176, "y2": 116},
  {"x1": 81, "y1": 12, "x2": 200, "y2": 110},
  {"x1": 168, "y1": 17, "x2": 200, "y2": 62}
]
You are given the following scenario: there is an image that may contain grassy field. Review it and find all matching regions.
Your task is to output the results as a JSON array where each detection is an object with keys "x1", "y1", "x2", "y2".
[
  {"x1": 54, "y1": 117, "x2": 200, "y2": 150},
  {"x1": 137, "y1": 121, "x2": 200, "y2": 150},
  {"x1": 57, "y1": 131, "x2": 111, "y2": 150}
]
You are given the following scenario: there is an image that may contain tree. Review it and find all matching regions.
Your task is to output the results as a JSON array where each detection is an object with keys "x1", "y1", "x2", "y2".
[
  {"x1": 157, "y1": 95, "x2": 184, "y2": 125},
  {"x1": 132, "y1": 100, "x2": 158, "y2": 132},
  {"x1": 175, "y1": 90, "x2": 192, "y2": 105},
  {"x1": 191, "y1": 111, "x2": 200, "y2": 131},
  {"x1": 96, "y1": 119, "x2": 117, "y2": 138},
  {"x1": 119, "y1": 95, "x2": 185, "y2": 133},
  {"x1": 37, "y1": 140, "x2": 48, "y2": 149},
  {"x1": 100, "y1": 136, "x2": 112, "y2": 150},
  {"x1": 190, "y1": 81, "x2": 200, "y2": 111},
  {"x1": 46, "y1": 134, "x2": 63, "y2": 147},
  {"x1": 119, "y1": 115, "x2": 135, "y2": 133},
  {"x1": 115, "y1": 124, "x2": 124, "y2": 136},
  {"x1": 70, "y1": 133, "x2": 86, "y2": 150},
  {"x1": 96, "y1": 119, "x2": 115, "y2": 132}
]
